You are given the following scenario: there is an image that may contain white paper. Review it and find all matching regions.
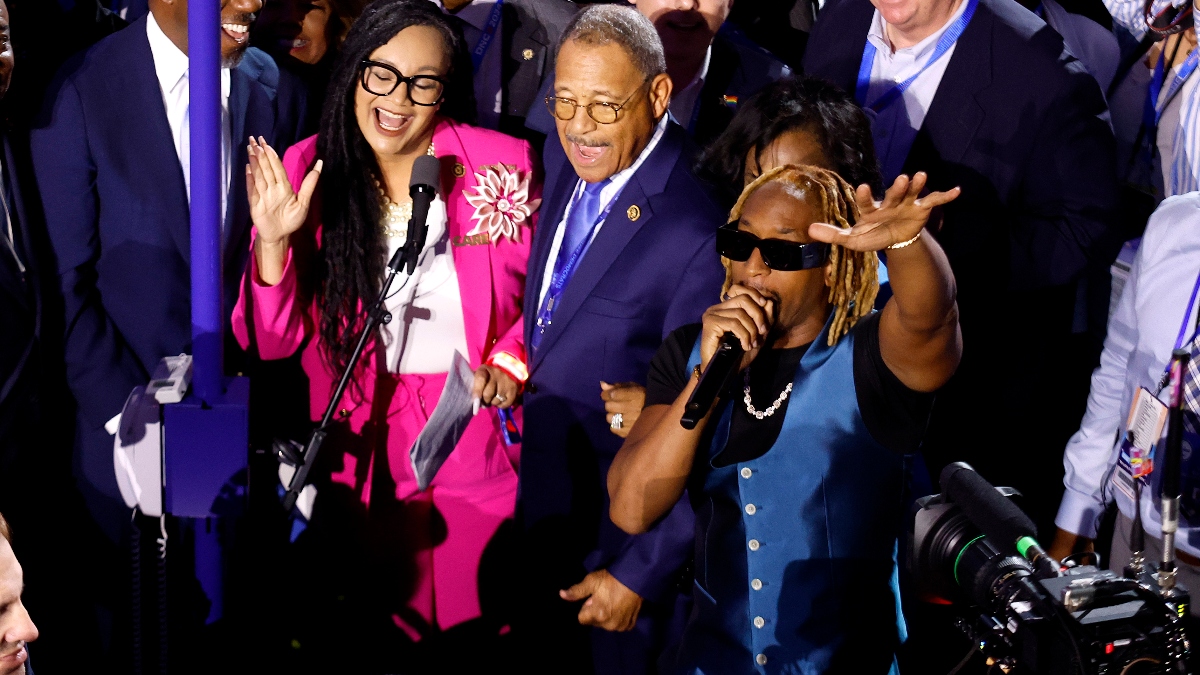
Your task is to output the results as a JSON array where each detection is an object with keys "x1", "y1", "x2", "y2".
[{"x1": 410, "y1": 351, "x2": 478, "y2": 490}]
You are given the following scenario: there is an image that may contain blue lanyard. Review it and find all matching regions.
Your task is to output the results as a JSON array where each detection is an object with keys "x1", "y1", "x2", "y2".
[
  {"x1": 1173, "y1": 268, "x2": 1200, "y2": 353},
  {"x1": 536, "y1": 181, "x2": 622, "y2": 326},
  {"x1": 854, "y1": 0, "x2": 978, "y2": 113},
  {"x1": 1155, "y1": 267, "x2": 1200, "y2": 394},
  {"x1": 1145, "y1": 48, "x2": 1200, "y2": 130},
  {"x1": 470, "y1": 0, "x2": 505, "y2": 72}
]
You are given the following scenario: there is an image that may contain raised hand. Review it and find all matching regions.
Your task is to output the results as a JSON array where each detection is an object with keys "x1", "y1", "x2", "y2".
[
  {"x1": 807, "y1": 172, "x2": 959, "y2": 252},
  {"x1": 246, "y1": 136, "x2": 322, "y2": 247}
]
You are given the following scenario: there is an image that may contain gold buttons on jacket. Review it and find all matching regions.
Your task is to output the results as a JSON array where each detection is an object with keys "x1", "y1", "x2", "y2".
[
  {"x1": 627, "y1": 205, "x2": 641, "y2": 221},
  {"x1": 522, "y1": 48, "x2": 535, "y2": 61},
  {"x1": 339, "y1": 409, "x2": 350, "y2": 418},
  {"x1": 453, "y1": 163, "x2": 466, "y2": 177}
]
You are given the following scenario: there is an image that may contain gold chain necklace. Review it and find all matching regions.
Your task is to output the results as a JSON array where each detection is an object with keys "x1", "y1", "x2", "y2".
[{"x1": 376, "y1": 142, "x2": 436, "y2": 240}]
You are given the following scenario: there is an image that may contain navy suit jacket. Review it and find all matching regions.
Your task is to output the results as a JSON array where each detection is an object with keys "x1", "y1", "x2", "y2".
[
  {"x1": 804, "y1": 0, "x2": 1120, "y2": 490},
  {"x1": 0, "y1": 132, "x2": 52, "y2": 469},
  {"x1": 29, "y1": 17, "x2": 306, "y2": 532},
  {"x1": 520, "y1": 121, "x2": 725, "y2": 602}
]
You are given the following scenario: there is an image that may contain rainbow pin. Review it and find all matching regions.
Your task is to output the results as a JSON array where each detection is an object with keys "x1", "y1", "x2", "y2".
[{"x1": 721, "y1": 94, "x2": 739, "y2": 109}]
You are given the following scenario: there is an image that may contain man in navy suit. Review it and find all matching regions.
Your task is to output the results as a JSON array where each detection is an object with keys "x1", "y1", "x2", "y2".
[
  {"x1": 517, "y1": 5, "x2": 725, "y2": 674},
  {"x1": 804, "y1": 0, "x2": 1120, "y2": 534},
  {"x1": 29, "y1": 0, "x2": 305, "y2": 664},
  {"x1": 805, "y1": 0, "x2": 1120, "y2": 666}
]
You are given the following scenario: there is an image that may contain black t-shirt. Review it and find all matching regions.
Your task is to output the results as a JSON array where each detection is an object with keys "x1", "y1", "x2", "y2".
[{"x1": 644, "y1": 312, "x2": 934, "y2": 466}]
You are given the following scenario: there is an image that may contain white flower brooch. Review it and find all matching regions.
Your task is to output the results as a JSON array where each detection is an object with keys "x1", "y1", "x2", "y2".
[{"x1": 464, "y1": 165, "x2": 541, "y2": 244}]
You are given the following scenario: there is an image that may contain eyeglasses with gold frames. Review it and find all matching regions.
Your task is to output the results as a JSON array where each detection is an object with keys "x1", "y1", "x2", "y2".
[{"x1": 543, "y1": 78, "x2": 651, "y2": 125}]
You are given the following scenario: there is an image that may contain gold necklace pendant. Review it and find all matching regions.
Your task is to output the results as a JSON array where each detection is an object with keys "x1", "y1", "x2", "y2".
[{"x1": 377, "y1": 142, "x2": 435, "y2": 240}]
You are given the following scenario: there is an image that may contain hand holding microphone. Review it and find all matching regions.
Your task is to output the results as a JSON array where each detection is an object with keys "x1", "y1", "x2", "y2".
[
  {"x1": 698, "y1": 285, "x2": 775, "y2": 373},
  {"x1": 681, "y1": 286, "x2": 775, "y2": 429}
]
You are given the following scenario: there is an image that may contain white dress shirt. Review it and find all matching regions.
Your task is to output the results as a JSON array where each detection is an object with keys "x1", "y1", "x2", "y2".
[
  {"x1": 863, "y1": 0, "x2": 969, "y2": 183},
  {"x1": 1057, "y1": 193, "x2": 1200, "y2": 557},
  {"x1": 436, "y1": 0, "x2": 504, "y2": 130},
  {"x1": 382, "y1": 194, "x2": 471, "y2": 374},
  {"x1": 146, "y1": 12, "x2": 233, "y2": 227},
  {"x1": 1107, "y1": 0, "x2": 1200, "y2": 196},
  {"x1": 0, "y1": 159, "x2": 19, "y2": 276},
  {"x1": 537, "y1": 114, "x2": 670, "y2": 306},
  {"x1": 669, "y1": 46, "x2": 712, "y2": 131}
]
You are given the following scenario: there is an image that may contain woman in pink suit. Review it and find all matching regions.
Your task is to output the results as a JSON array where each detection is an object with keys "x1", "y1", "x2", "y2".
[{"x1": 232, "y1": 0, "x2": 539, "y2": 649}]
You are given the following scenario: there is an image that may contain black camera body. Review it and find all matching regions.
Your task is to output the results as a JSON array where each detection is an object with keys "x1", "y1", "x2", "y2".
[{"x1": 910, "y1": 492, "x2": 1191, "y2": 674}]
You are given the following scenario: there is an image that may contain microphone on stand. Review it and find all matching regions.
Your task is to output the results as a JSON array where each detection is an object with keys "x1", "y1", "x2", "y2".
[
  {"x1": 281, "y1": 155, "x2": 440, "y2": 512},
  {"x1": 401, "y1": 154, "x2": 441, "y2": 274},
  {"x1": 680, "y1": 332, "x2": 744, "y2": 430}
]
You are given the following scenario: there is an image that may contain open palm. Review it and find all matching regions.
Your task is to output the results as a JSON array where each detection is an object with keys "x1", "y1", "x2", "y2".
[
  {"x1": 808, "y1": 172, "x2": 960, "y2": 252},
  {"x1": 246, "y1": 136, "x2": 322, "y2": 246}
]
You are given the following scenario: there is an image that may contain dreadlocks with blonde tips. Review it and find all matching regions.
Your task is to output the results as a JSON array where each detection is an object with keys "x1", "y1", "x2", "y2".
[{"x1": 722, "y1": 164, "x2": 879, "y2": 346}]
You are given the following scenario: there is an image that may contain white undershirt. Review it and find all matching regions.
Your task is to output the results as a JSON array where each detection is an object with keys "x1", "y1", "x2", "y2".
[
  {"x1": 382, "y1": 194, "x2": 471, "y2": 374},
  {"x1": 147, "y1": 12, "x2": 233, "y2": 227}
]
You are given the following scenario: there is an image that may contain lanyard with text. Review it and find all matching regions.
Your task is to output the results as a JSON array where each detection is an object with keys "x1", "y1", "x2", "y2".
[
  {"x1": 854, "y1": 0, "x2": 978, "y2": 113},
  {"x1": 534, "y1": 181, "x2": 623, "y2": 334},
  {"x1": 470, "y1": 0, "x2": 505, "y2": 72},
  {"x1": 1144, "y1": 46, "x2": 1200, "y2": 131}
]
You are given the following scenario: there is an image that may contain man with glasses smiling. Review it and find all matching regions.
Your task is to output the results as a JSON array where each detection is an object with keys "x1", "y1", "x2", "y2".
[{"x1": 515, "y1": 5, "x2": 726, "y2": 674}]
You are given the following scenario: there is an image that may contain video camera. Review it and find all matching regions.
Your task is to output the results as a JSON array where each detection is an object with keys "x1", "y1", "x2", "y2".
[{"x1": 910, "y1": 463, "x2": 1190, "y2": 674}]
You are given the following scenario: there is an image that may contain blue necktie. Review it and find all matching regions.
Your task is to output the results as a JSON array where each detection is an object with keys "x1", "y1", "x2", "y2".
[
  {"x1": 559, "y1": 179, "x2": 609, "y2": 270},
  {"x1": 531, "y1": 179, "x2": 610, "y2": 353}
]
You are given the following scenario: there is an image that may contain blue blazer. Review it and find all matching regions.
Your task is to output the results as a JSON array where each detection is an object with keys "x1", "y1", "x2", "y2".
[
  {"x1": 29, "y1": 17, "x2": 306, "y2": 534},
  {"x1": 520, "y1": 121, "x2": 726, "y2": 602}
]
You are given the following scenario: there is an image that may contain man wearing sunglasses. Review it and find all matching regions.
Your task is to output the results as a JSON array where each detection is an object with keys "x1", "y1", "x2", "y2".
[
  {"x1": 609, "y1": 165, "x2": 962, "y2": 673},
  {"x1": 516, "y1": 5, "x2": 726, "y2": 674}
]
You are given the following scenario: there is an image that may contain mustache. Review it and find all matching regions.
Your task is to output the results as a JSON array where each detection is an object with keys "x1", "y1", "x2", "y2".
[
  {"x1": 222, "y1": 12, "x2": 258, "y2": 24},
  {"x1": 566, "y1": 134, "x2": 609, "y2": 148}
]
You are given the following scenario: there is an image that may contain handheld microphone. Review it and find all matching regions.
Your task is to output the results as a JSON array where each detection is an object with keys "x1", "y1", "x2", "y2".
[
  {"x1": 680, "y1": 332, "x2": 744, "y2": 430},
  {"x1": 399, "y1": 154, "x2": 441, "y2": 274},
  {"x1": 940, "y1": 462, "x2": 1061, "y2": 579}
]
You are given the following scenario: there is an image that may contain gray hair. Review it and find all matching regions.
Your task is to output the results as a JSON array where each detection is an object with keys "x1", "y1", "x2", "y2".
[{"x1": 558, "y1": 4, "x2": 667, "y2": 78}]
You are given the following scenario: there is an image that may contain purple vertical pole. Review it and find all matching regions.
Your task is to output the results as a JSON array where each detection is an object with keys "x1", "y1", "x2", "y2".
[{"x1": 189, "y1": 0, "x2": 223, "y2": 403}]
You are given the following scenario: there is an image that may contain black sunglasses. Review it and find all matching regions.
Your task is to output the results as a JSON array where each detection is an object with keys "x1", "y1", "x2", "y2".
[{"x1": 716, "y1": 221, "x2": 831, "y2": 271}]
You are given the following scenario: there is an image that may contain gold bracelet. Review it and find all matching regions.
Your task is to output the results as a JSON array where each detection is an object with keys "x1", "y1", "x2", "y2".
[
  {"x1": 693, "y1": 364, "x2": 702, "y2": 379},
  {"x1": 887, "y1": 231, "x2": 922, "y2": 250}
]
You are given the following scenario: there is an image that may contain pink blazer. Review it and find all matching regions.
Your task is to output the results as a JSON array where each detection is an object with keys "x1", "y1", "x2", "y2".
[{"x1": 232, "y1": 119, "x2": 538, "y2": 484}]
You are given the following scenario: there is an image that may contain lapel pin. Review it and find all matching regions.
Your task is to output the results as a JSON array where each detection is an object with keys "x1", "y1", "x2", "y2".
[
  {"x1": 522, "y1": 48, "x2": 535, "y2": 61},
  {"x1": 627, "y1": 205, "x2": 641, "y2": 221},
  {"x1": 453, "y1": 163, "x2": 466, "y2": 177}
]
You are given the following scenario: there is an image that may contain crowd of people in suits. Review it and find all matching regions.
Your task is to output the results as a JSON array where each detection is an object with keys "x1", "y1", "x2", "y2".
[{"x1": 2, "y1": 0, "x2": 1200, "y2": 673}]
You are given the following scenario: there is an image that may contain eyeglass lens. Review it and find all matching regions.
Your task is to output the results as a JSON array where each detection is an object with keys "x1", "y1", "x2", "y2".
[
  {"x1": 362, "y1": 64, "x2": 444, "y2": 105},
  {"x1": 545, "y1": 97, "x2": 621, "y2": 124}
]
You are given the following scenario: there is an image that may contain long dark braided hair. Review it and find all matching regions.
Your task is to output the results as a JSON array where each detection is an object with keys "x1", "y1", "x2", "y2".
[{"x1": 315, "y1": 0, "x2": 473, "y2": 377}]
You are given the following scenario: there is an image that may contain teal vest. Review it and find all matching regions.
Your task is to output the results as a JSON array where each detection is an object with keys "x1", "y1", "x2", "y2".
[{"x1": 675, "y1": 317, "x2": 908, "y2": 674}]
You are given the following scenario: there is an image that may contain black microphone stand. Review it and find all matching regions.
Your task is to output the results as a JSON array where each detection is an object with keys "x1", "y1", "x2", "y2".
[{"x1": 279, "y1": 237, "x2": 419, "y2": 512}]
